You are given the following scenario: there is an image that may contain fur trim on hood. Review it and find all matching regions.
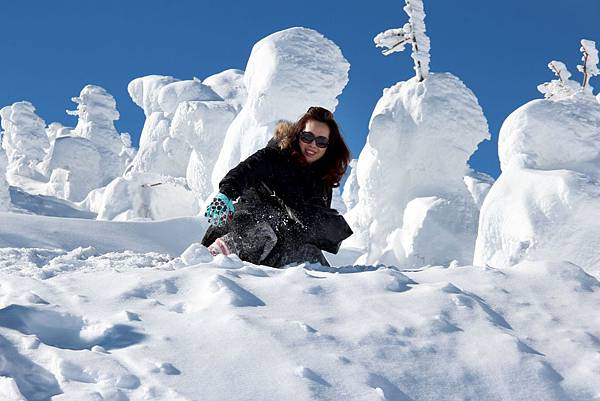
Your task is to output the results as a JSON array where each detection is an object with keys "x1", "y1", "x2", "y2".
[{"x1": 273, "y1": 120, "x2": 296, "y2": 150}]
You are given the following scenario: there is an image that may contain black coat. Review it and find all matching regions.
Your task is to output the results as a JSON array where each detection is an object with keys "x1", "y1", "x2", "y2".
[{"x1": 202, "y1": 137, "x2": 352, "y2": 259}]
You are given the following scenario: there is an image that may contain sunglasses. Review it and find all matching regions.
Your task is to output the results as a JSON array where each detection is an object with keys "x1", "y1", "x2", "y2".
[{"x1": 299, "y1": 131, "x2": 329, "y2": 148}]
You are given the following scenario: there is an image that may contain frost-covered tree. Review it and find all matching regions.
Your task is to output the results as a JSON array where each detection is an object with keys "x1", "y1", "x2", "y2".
[
  {"x1": 374, "y1": 0, "x2": 431, "y2": 81},
  {"x1": 0, "y1": 101, "x2": 49, "y2": 179},
  {"x1": 578, "y1": 39, "x2": 599, "y2": 92},
  {"x1": 538, "y1": 39, "x2": 599, "y2": 99},
  {"x1": 0, "y1": 145, "x2": 10, "y2": 210},
  {"x1": 67, "y1": 85, "x2": 135, "y2": 172},
  {"x1": 537, "y1": 61, "x2": 580, "y2": 99}
]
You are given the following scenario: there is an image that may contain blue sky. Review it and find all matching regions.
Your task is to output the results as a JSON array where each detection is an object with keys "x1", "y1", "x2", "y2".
[{"x1": 0, "y1": 0, "x2": 598, "y2": 178}]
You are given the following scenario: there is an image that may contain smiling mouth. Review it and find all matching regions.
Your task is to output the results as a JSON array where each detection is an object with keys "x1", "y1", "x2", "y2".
[{"x1": 305, "y1": 149, "x2": 317, "y2": 157}]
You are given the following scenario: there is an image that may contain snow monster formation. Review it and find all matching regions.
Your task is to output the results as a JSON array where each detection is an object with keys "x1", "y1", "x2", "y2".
[
  {"x1": 474, "y1": 40, "x2": 600, "y2": 275},
  {"x1": 42, "y1": 85, "x2": 134, "y2": 202},
  {"x1": 0, "y1": 146, "x2": 10, "y2": 210},
  {"x1": 0, "y1": 101, "x2": 49, "y2": 180},
  {"x1": 345, "y1": 0, "x2": 490, "y2": 267},
  {"x1": 346, "y1": 74, "x2": 490, "y2": 267},
  {"x1": 210, "y1": 27, "x2": 350, "y2": 191}
]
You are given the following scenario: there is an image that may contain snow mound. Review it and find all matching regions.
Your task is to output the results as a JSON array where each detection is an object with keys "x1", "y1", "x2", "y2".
[
  {"x1": 211, "y1": 27, "x2": 350, "y2": 189},
  {"x1": 0, "y1": 101, "x2": 49, "y2": 180},
  {"x1": 42, "y1": 137, "x2": 106, "y2": 202},
  {"x1": 347, "y1": 73, "x2": 490, "y2": 267},
  {"x1": 82, "y1": 172, "x2": 200, "y2": 221},
  {"x1": 0, "y1": 212, "x2": 206, "y2": 256},
  {"x1": 475, "y1": 92, "x2": 600, "y2": 274}
]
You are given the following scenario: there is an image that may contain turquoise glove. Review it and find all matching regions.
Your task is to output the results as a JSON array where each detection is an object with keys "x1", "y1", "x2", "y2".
[{"x1": 204, "y1": 193, "x2": 235, "y2": 227}]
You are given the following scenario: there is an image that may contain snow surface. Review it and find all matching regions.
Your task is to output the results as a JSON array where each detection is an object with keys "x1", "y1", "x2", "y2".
[
  {"x1": 0, "y1": 218, "x2": 598, "y2": 400},
  {"x1": 346, "y1": 73, "x2": 490, "y2": 268}
]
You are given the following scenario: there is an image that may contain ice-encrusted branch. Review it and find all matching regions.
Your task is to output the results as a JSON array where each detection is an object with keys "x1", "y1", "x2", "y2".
[
  {"x1": 537, "y1": 60, "x2": 580, "y2": 99},
  {"x1": 374, "y1": 0, "x2": 431, "y2": 81},
  {"x1": 577, "y1": 39, "x2": 599, "y2": 91}
]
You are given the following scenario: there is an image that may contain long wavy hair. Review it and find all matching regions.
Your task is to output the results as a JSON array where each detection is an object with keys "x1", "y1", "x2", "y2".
[{"x1": 274, "y1": 106, "x2": 351, "y2": 188}]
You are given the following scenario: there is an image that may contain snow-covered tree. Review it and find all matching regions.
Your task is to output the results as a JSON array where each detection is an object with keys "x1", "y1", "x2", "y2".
[
  {"x1": 578, "y1": 39, "x2": 599, "y2": 92},
  {"x1": 67, "y1": 85, "x2": 135, "y2": 172},
  {"x1": 0, "y1": 101, "x2": 49, "y2": 179},
  {"x1": 0, "y1": 146, "x2": 10, "y2": 210},
  {"x1": 374, "y1": 0, "x2": 431, "y2": 81},
  {"x1": 537, "y1": 61, "x2": 580, "y2": 99}
]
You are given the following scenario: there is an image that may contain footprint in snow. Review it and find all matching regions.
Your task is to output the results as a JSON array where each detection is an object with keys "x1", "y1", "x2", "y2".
[{"x1": 295, "y1": 366, "x2": 331, "y2": 387}]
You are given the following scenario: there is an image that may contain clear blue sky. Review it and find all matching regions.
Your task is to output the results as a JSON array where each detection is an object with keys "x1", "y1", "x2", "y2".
[{"x1": 1, "y1": 0, "x2": 598, "y2": 178}]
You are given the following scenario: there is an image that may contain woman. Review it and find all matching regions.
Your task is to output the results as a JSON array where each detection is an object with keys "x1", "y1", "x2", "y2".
[{"x1": 201, "y1": 106, "x2": 353, "y2": 267}]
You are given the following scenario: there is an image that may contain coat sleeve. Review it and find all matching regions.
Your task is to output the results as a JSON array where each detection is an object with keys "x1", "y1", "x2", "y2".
[{"x1": 217, "y1": 147, "x2": 279, "y2": 200}]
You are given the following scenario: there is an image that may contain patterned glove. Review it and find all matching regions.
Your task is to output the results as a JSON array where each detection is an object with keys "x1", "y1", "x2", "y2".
[{"x1": 204, "y1": 193, "x2": 235, "y2": 227}]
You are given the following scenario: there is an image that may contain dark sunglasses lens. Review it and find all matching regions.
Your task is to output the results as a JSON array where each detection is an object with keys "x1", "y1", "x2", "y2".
[
  {"x1": 315, "y1": 138, "x2": 329, "y2": 148},
  {"x1": 300, "y1": 132, "x2": 315, "y2": 144}
]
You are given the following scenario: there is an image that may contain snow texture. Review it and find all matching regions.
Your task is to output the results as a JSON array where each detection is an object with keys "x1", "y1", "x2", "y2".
[
  {"x1": 475, "y1": 92, "x2": 600, "y2": 274},
  {"x1": 211, "y1": 27, "x2": 350, "y2": 190},
  {"x1": 203, "y1": 69, "x2": 248, "y2": 112},
  {"x1": 0, "y1": 101, "x2": 49, "y2": 180},
  {"x1": 464, "y1": 169, "x2": 495, "y2": 209},
  {"x1": 346, "y1": 73, "x2": 490, "y2": 267},
  {"x1": 0, "y1": 218, "x2": 598, "y2": 400},
  {"x1": 170, "y1": 100, "x2": 236, "y2": 202}
]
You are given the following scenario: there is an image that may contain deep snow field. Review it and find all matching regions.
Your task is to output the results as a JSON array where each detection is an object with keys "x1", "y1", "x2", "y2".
[{"x1": 1, "y1": 209, "x2": 599, "y2": 401}]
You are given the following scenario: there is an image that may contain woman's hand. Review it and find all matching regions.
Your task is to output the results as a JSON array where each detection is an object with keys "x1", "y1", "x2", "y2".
[{"x1": 205, "y1": 193, "x2": 235, "y2": 227}]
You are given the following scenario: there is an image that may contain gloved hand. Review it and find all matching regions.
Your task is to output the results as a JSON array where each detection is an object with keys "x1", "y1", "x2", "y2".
[{"x1": 204, "y1": 193, "x2": 235, "y2": 227}]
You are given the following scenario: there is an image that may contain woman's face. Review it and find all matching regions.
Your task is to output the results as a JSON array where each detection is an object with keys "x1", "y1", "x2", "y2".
[{"x1": 299, "y1": 120, "x2": 330, "y2": 164}]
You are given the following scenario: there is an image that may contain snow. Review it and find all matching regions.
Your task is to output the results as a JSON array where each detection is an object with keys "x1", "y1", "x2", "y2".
[
  {"x1": 87, "y1": 173, "x2": 200, "y2": 221},
  {"x1": 537, "y1": 60, "x2": 581, "y2": 99},
  {"x1": 346, "y1": 73, "x2": 490, "y2": 267},
  {"x1": 0, "y1": 226, "x2": 598, "y2": 400},
  {"x1": 203, "y1": 69, "x2": 248, "y2": 112},
  {"x1": 171, "y1": 100, "x2": 236, "y2": 202},
  {"x1": 475, "y1": 91, "x2": 600, "y2": 274},
  {"x1": 0, "y1": 147, "x2": 10, "y2": 211},
  {"x1": 0, "y1": 102, "x2": 49, "y2": 180},
  {"x1": 211, "y1": 27, "x2": 350, "y2": 189}
]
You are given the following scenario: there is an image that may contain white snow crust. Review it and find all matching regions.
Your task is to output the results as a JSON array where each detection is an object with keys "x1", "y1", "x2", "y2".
[{"x1": 346, "y1": 73, "x2": 490, "y2": 267}]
